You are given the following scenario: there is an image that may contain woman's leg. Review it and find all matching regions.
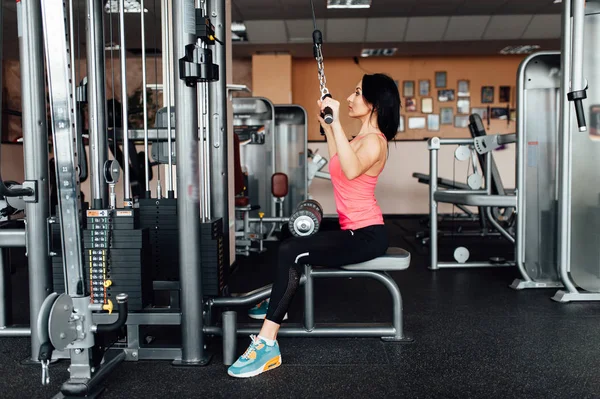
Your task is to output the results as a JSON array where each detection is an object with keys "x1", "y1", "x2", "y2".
[{"x1": 228, "y1": 224, "x2": 388, "y2": 378}]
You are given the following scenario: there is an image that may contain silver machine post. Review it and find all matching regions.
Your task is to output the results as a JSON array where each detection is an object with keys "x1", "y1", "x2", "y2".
[
  {"x1": 164, "y1": 0, "x2": 175, "y2": 197},
  {"x1": 208, "y1": 0, "x2": 229, "y2": 263},
  {"x1": 17, "y1": 0, "x2": 52, "y2": 362},
  {"x1": 172, "y1": 0, "x2": 209, "y2": 366},
  {"x1": 86, "y1": 0, "x2": 109, "y2": 209},
  {"x1": 119, "y1": 0, "x2": 132, "y2": 206},
  {"x1": 141, "y1": 0, "x2": 151, "y2": 196}
]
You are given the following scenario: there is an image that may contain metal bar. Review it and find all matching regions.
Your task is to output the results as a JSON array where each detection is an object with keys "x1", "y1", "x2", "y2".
[
  {"x1": 204, "y1": 324, "x2": 398, "y2": 338},
  {"x1": 485, "y1": 207, "x2": 515, "y2": 244},
  {"x1": 19, "y1": 0, "x2": 52, "y2": 362},
  {"x1": 437, "y1": 262, "x2": 515, "y2": 268},
  {"x1": 557, "y1": 0, "x2": 578, "y2": 294},
  {"x1": 164, "y1": 0, "x2": 174, "y2": 195},
  {"x1": 571, "y1": 0, "x2": 585, "y2": 93},
  {"x1": 68, "y1": 0, "x2": 77, "y2": 170},
  {"x1": 429, "y1": 148, "x2": 439, "y2": 270},
  {"x1": 119, "y1": 0, "x2": 131, "y2": 204},
  {"x1": 0, "y1": 230, "x2": 26, "y2": 247},
  {"x1": 173, "y1": 0, "x2": 207, "y2": 365},
  {"x1": 433, "y1": 192, "x2": 517, "y2": 207},
  {"x1": 86, "y1": 0, "x2": 109, "y2": 208},
  {"x1": 0, "y1": 251, "x2": 8, "y2": 327},
  {"x1": 304, "y1": 265, "x2": 315, "y2": 330},
  {"x1": 141, "y1": 0, "x2": 150, "y2": 195},
  {"x1": 0, "y1": 327, "x2": 31, "y2": 337},
  {"x1": 222, "y1": 311, "x2": 236, "y2": 366},
  {"x1": 198, "y1": 80, "x2": 206, "y2": 221},
  {"x1": 93, "y1": 311, "x2": 181, "y2": 325},
  {"x1": 247, "y1": 217, "x2": 289, "y2": 223},
  {"x1": 438, "y1": 138, "x2": 475, "y2": 145},
  {"x1": 208, "y1": 0, "x2": 233, "y2": 266},
  {"x1": 515, "y1": 53, "x2": 530, "y2": 283}
]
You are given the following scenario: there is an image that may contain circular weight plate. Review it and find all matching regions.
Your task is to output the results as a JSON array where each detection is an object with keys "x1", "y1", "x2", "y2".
[
  {"x1": 453, "y1": 246, "x2": 470, "y2": 263},
  {"x1": 48, "y1": 294, "x2": 77, "y2": 351},
  {"x1": 292, "y1": 214, "x2": 315, "y2": 237},
  {"x1": 302, "y1": 199, "x2": 323, "y2": 217},
  {"x1": 467, "y1": 173, "x2": 483, "y2": 189},
  {"x1": 36, "y1": 292, "x2": 59, "y2": 347},
  {"x1": 454, "y1": 145, "x2": 471, "y2": 161}
]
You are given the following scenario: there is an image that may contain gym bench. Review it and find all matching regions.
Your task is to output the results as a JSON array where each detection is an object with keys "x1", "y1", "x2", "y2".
[{"x1": 207, "y1": 247, "x2": 414, "y2": 365}]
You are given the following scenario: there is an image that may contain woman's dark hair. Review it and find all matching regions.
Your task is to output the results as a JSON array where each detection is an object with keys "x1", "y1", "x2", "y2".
[{"x1": 361, "y1": 73, "x2": 401, "y2": 141}]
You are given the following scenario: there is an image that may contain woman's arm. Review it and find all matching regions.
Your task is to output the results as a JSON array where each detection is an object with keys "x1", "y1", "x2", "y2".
[{"x1": 330, "y1": 121, "x2": 383, "y2": 180}]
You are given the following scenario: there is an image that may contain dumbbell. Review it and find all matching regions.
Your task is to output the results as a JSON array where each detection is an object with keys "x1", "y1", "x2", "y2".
[{"x1": 289, "y1": 199, "x2": 323, "y2": 237}]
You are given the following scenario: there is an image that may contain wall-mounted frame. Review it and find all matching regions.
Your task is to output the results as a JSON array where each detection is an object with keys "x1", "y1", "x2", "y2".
[
  {"x1": 403, "y1": 81, "x2": 415, "y2": 97},
  {"x1": 427, "y1": 114, "x2": 440, "y2": 131},
  {"x1": 397, "y1": 115, "x2": 405, "y2": 132},
  {"x1": 435, "y1": 71, "x2": 447, "y2": 88},
  {"x1": 408, "y1": 116, "x2": 426, "y2": 130},
  {"x1": 455, "y1": 115, "x2": 469, "y2": 128},
  {"x1": 421, "y1": 97, "x2": 433, "y2": 114},
  {"x1": 457, "y1": 98, "x2": 470, "y2": 115},
  {"x1": 438, "y1": 89, "x2": 455, "y2": 102},
  {"x1": 440, "y1": 107, "x2": 453, "y2": 125},
  {"x1": 419, "y1": 80, "x2": 430, "y2": 96},
  {"x1": 499, "y1": 86, "x2": 511, "y2": 103},
  {"x1": 405, "y1": 97, "x2": 417, "y2": 112},
  {"x1": 457, "y1": 80, "x2": 470, "y2": 97},
  {"x1": 481, "y1": 86, "x2": 494, "y2": 103},
  {"x1": 471, "y1": 107, "x2": 488, "y2": 120}
]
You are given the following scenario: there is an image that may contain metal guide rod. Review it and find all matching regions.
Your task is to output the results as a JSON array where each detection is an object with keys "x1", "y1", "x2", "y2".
[
  {"x1": 208, "y1": 0, "x2": 229, "y2": 265},
  {"x1": 204, "y1": 77, "x2": 211, "y2": 219},
  {"x1": 173, "y1": 0, "x2": 207, "y2": 365},
  {"x1": 68, "y1": 0, "x2": 77, "y2": 157},
  {"x1": 164, "y1": 0, "x2": 174, "y2": 196},
  {"x1": 558, "y1": 0, "x2": 578, "y2": 293},
  {"x1": 198, "y1": 80, "x2": 206, "y2": 221},
  {"x1": 18, "y1": 0, "x2": 52, "y2": 361},
  {"x1": 86, "y1": 0, "x2": 109, "y2": 208},
  {"x1": 119, "y1": 0, "x2": 131, "y2": 204},
  {"x1": 141, "y1": 0, "x2": 150, "y2": 195}
]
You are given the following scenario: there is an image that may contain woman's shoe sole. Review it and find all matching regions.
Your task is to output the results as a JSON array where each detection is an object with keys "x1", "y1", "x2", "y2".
[{"x1": 227, "y1": 355, "x2": 282, "y2": 378}]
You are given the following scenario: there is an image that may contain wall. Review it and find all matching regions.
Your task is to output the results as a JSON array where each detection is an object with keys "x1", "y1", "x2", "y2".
[{"x1": 291, "y1": 56, "x2": 523, "y2": 141}]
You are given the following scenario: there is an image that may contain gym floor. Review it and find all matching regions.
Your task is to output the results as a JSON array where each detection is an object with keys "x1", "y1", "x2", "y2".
[{"x1": 1, "y1": 216, "x2": 599, "y2": 399}]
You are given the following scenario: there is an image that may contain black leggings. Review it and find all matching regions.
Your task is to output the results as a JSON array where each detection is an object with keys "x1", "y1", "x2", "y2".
[{"x1": 265, "y1": 219, "x2": 389, "y2": 324}]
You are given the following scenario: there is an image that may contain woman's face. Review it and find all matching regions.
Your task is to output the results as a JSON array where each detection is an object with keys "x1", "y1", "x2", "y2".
[{"x1": 346, "y1": 80, "x2": 372, "y2": 120}]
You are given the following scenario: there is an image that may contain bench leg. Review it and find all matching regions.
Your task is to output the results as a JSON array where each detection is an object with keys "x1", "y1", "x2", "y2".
[
  {"x1": 304, "y1": 265, "x2": 315, "y2": 331},
  {"x1": 378, "y1": 272, "x2": 413, "y2": 343}
]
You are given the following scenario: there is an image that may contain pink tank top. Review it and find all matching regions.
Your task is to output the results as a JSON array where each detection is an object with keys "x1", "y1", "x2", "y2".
[{"x1": 329, "y1": 133, "x2": 386, "y2": 230}]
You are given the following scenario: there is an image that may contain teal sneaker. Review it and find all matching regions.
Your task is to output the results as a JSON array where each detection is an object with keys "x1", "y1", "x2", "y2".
[
  {"x1": 248, "y1": 299, "x2": 288, "y2": 321},
  {"x1": 227, "y1": 335, "x2": 282, "y2": 378}
]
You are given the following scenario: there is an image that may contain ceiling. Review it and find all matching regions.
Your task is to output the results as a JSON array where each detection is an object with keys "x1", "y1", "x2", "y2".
[{"x1": 1, "y1": 0, "x2": 563, "y2": 60}]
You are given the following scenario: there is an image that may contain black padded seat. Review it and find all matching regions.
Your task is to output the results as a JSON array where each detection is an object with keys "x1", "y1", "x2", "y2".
[{"x1": 341, "y1": 247, "x2": 411, "y2": 271}]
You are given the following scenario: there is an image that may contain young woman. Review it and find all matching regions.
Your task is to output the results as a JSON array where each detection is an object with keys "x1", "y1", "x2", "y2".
[{"x1": 228, "y1": 73, "x2": 401, "y2": 378}]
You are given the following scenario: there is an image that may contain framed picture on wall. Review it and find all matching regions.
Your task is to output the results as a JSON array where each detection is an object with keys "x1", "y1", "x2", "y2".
[
  {"x1": 471, "y1": 107, "x2": 488, "y2": 120},
  {"x1": 457, "y1": 98, "x2": 470, "y2": 115},
  {"x1": 481, "y1": 86, "x2": 494, "y2": 103},
  {"x1": 405, "y1": 97, "x2": 417, "y2": 112},
  {"x1": 403, "y1": 81, "x2": 415, "y2": 97},
  {"x1": 397, "y1": 115, "x2": 405, "y2": 132},
  {"x1": 499, "y1": 86, "x2": 511, "y2": 103},
  {"x1": 435, "y1": 71, "x2": 447, "y2": 88},
  {"x1": 419, "y1": 80, "x2": 430, "y2": 96},
  {"x1": 438, "y1": 89, "x2": 455, "y2": 102},
  {"x1": 457, "y1": 80, "x2": 470, "y2": 97},
  {"x1": 408, "y1": 116, "x2": 426, "y2": 129},
  {"x1": 440, "y1": 107, "x2": 453, "y2": 125},
  {"x1": 427, "y1": 114, "x2": 440, "y2": 131},
  {"x1": 491, "y1": 107, "x2": 509, "y2": 119},
  {"x1": 455, "y1": 115, "x2": 469, "y2": 128},
  {"x1": 421, "y1": 97, "x2": 433, "y2": 114}
]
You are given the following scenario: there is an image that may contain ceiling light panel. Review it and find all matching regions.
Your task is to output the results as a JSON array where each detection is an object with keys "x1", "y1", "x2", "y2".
[{"x1": 327, "y1": 0, "x2": 371, "y2": 9}]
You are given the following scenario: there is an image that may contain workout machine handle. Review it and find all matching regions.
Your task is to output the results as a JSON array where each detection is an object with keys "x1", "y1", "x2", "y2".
[
  {"x1": 95, "y1": 293, "x2": 129, "y2": 334},
  {"x1": 321, "y1": 93, "x2": 334, "y2": 125}
]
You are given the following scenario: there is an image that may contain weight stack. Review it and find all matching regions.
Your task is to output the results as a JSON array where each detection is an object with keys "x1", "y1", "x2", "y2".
[
  {"x1": 51, "y1": 209, "x2": 150, "y2": 311},
  {"x1": 138, "y1": 198, "x2": 179, "y2": 281},
  {"x1": 201, "y1": 218, "x2": 227, "y2": 296}
]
